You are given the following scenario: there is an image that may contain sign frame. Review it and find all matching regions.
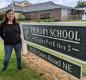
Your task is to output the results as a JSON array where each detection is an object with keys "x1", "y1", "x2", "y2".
[{"x1": 21, "y1": 23, "x2": 86, "y2": 79}]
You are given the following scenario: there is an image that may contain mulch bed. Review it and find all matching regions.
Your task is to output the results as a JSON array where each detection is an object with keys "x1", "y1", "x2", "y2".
[{"x1": 22, "y1": 52, "x2": 86, "y2": 80}]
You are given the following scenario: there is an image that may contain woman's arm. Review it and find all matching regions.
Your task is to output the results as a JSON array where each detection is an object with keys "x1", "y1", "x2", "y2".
[
  {"x1": 17, "y1": 23, "x2": 21, "y2": 35},
  {"x1": 0, "y1": 24, "x2": 4, "y2": 40}
]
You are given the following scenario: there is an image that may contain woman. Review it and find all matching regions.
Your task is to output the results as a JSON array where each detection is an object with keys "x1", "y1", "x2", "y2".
[{"x1": 0, "y1": 10, "x2": 22, "y2": 71}]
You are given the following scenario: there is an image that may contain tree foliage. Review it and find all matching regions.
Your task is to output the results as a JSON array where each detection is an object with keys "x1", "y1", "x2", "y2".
[
  {"x1": 76, "y1": 0, "x2": 86, "y2": 8},
  {"x1": 0, "y1": 13, "x2": 4, "y2": 20}
]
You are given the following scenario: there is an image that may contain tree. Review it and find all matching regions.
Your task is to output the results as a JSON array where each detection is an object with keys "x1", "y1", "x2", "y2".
[
  {"x1": 0, "y1": 13, "x2": 5, "y2": 20},
  {"x1": 76, "y1": 0, "x2": 86, "y2": 8}
]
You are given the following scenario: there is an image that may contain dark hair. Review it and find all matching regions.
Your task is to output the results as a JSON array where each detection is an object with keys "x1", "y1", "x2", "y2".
[{"x1": 3, "y1": 10, "x2": 17, "y2": 25}]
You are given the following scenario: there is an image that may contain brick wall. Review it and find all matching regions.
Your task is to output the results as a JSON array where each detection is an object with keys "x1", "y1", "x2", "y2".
[
  {"x1": 50, "y1": 9, "x2": 61, "y2": 21},
  {"x1": 24, "y1": 8, "x2": 61, "y2": 21}
]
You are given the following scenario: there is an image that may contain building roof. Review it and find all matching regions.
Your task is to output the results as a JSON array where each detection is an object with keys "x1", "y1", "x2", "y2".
[
  {"x1": 0, "y1": 5, "x2": 23, "y2": 13},
  {"x1": 0, "y1": 1, "x2": 31, "y2": 13},
  {"x1": 0, "y1": 1, "x2": 73, "y2": 14},
  {"x1": 75, "y1": 7, "x2": 86, "y2": 10},
  {"x1": 14, "y1": 1, "x2": 32, "y2": 7},
  {"x1": 75, "y1": 7, "x2": 86, "y2": 12},
  {"x1": 23, "y1": 1, "x2": 73, "y2": 13}
]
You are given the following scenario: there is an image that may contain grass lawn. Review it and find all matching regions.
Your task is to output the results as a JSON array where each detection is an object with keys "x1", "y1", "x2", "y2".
[
  {"x1": 64, "y1": 20, "x2": 86, "y2": 22},
  {"x1": 0, "y1": 41, "x2": 47, "y2": 80}
]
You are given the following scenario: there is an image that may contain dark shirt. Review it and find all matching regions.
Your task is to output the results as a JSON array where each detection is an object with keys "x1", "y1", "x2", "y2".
[{"x1": 0, "y1": 23, "x2": 22, "y2": 45}]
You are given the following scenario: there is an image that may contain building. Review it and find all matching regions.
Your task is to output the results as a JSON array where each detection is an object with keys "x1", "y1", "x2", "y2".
[
  {"x1": 23, "y1": 1, "x2": 82, "y2": 21},
  {"x1": 76, "y1": 7, "x2": 86, "y2": 20},
  {"x1": 23, "y1": 1, "x2": 74, "y2": 21},
  {"x1": 0, "y1": 1, "x2": 32, "y2": 13},
  {"x1": 0, "y1": 1, "x2": 32, "y2": 19},
  {"x1": 14, "y1": 1, "x2": 32, "y2": 7},
  {"x1": 0, "y1": 1, "x2": 84, "y2": 21}
]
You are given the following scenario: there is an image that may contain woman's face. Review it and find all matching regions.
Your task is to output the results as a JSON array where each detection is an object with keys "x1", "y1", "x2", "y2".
[{"x1": 7, "y1": 11, "x2": 15, "y2": 21}]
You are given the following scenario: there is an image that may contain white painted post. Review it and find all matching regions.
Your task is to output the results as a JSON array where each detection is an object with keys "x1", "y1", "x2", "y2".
[{"x1": 20, "y1": 23, "x2": 27, "y2": 54}]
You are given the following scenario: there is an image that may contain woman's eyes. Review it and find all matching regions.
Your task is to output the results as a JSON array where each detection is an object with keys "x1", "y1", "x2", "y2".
[{"x1": 8, "y1": 14, "x2": 14, "y2": 15}]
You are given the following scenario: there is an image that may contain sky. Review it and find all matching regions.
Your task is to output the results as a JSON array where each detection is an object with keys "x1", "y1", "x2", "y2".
[{"x1": 0, "y1": 0, "x2": 86, "y2": 8}]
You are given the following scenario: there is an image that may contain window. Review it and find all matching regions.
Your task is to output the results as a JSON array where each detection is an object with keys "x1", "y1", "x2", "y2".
[
  {"x1": 40, "y1": 13, "x2": 50, "y2": 19},
  {"x1": 27, "y1": 15, "x2": 31, "y2": 20}
]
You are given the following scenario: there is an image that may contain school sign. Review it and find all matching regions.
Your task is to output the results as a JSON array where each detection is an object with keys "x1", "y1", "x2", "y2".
[{"x1": 22, "y1": 22, "x2": 86, "y2": 79}]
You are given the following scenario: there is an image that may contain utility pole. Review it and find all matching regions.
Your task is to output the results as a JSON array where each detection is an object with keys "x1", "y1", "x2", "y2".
[{"x1": 12, "y1": 0, "x2": 14, "y2": 12}]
